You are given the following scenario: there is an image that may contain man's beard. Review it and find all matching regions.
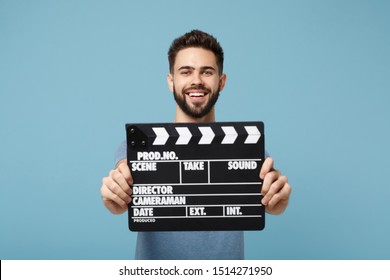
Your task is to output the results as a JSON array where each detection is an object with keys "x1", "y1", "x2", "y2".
[{"x1": 173, "y1": 84, "x2": 220, "y2": 119}]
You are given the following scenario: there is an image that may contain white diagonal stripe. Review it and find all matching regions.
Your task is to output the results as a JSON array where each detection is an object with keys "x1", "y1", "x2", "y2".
[
  {"x1": 198, "y1": 127, "x2": 214, "y2": 144},
  {"x1": 244, "y1": 126, "x2": 261, "y2": 144},
  {"x1": 175, "y1": 127, "x2": 192, "y2": 145},
  {"x1": 152, "y1": 127, "x2": 169, "y2": 145},
  {"x1": 221, "y1": 126, "x2": 238, "y2": 144}
]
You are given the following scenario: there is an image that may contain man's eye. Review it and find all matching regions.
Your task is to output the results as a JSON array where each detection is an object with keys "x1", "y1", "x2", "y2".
[
  {"x1": 203, "y1": 71, "x2": 213, "y2": 76},
  {"x1": 181, "y1": 71, "x2": 190, "y2": 75}
]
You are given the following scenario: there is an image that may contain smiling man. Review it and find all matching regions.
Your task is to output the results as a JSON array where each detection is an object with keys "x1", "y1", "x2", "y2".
[
  {"x1": 169, "y1": 46, "x2": 226, "y2": 122},
  {"x1": 101, "y1": 30, "x2": 291, "y2": 259}
]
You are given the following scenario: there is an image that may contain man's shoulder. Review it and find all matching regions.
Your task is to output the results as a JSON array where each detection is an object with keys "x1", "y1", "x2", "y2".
[{"x1": 114, "y1": 140, "x2": 127, "y2": 165}]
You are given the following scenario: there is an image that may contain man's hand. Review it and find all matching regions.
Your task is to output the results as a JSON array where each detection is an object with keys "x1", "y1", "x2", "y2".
[
  {"x1": 260, "y1": 157, "x2": 291, "y2": 215},
  {"x1": 100, "y1": 160, "x2": 133, "y2": 214}
]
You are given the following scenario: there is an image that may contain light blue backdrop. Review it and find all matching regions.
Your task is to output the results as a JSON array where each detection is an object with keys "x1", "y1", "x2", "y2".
[{"x1": 1, "y1": 0, "x2": 389, "y2": 260}]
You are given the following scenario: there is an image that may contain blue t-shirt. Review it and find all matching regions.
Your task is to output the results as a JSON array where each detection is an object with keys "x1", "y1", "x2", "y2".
[{"x1": 115, "y1": 140, "x2": 267, "y2": 260}]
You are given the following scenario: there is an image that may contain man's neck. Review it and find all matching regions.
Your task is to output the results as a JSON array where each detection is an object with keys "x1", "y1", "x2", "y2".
[{"x1": 174, "y1": 106, "x2": 215, "y2": 123}]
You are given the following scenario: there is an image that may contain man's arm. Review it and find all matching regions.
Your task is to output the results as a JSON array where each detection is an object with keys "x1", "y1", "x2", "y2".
[
  {"x1": 100, "y1": 159, "x2": 133, "y2": 214},
  {"x1": 260, "y1": 157, "x2": 292, "y2": 215}
]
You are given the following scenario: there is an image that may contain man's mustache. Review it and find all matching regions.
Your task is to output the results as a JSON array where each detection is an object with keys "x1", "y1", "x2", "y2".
[{"x1": 182, "y1": 85, "x2": 211, "y2": 94}]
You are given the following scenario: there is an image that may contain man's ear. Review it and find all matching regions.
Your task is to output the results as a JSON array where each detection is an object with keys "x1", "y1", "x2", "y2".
[
  {"x1": 167, "y1": 73, "x2": 174, "y2": 93},
  {"x1": 219, "y1": 73, "x2": 227, "y2": 92}
]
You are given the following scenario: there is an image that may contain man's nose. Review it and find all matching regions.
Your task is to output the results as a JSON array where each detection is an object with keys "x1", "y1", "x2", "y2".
[{"x1": 191, "y1": 72, "x2": 203, "y2": 85}]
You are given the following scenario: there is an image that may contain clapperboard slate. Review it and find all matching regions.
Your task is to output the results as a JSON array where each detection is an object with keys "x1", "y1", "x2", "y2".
[{"x1": 126, "y1": 122, "x2": 265, "y2": 231}]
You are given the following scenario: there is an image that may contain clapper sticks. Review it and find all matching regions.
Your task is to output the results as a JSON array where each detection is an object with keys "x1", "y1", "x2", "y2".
[{"x1": 126, "y1": 121, "x2": 265, "y2": 231}]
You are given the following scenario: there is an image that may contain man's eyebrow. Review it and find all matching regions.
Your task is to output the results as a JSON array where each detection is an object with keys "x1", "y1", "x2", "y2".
[
  {"x1": 177, "y1": 66, "x2": 195, "y2": 71},
  {"x1": 200, "y1": 66, "x2": 217, "y2": 71}
]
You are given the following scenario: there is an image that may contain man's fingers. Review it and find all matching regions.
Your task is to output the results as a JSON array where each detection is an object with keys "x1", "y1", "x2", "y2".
[
  {"x1": 266, "y1": 182, "x2": 291, "y2": 208},
  {"x1": 261, "y1": 174, "x2": 286, "y2": 206},
  {"x1": 100, "y1": 160, "x2": 134, "y2": 214},
  {"x1": 109, "y1": 169, "x2": 132, "y2": 195},
  {"x1": 103, "y1": 176, "x2": 132, "y2": 204},
  {"x1": 100, "y1": 183, "x2": 129, "y2": 210},
  {"x1": 117, "y1": 161, "x2": 133, "y2": 185},
  {"x1": 261, "y1": 169, "x2": 281, "y2": 196},
  {"x1": 260, "y1": 157, "x2": 274, "y2": 180},
  {"x1": 257, "y1": 157, "x2": 292, "y2": 214}
]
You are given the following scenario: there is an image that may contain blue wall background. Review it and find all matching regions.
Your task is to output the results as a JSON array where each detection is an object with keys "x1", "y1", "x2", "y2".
[{"x1": 1, "y1": 0, "x2": 389, "y2": 259}]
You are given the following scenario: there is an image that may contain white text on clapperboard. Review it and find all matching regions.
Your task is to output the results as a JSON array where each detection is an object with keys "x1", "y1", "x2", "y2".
[{"x1": 131, "y1": 151, "x2": 259, "y2": 220}]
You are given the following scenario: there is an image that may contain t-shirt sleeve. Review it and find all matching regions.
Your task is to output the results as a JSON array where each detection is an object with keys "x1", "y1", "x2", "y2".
[{"x1": 114, "y1": 140, "x2": 127, "y2": 166}]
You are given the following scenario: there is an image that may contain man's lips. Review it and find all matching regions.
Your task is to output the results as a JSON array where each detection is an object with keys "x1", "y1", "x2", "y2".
[
  {"x1": 186, "y1": 91, "x2": 208, "y2": 97},
  {"x1": 184, "y1": 88, "x2": 210, "y2": 98}
]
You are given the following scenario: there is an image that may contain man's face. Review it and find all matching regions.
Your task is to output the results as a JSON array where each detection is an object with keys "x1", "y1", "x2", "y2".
[{"x1": 168, "y1": 47, "x2": 226, "y2": 119}]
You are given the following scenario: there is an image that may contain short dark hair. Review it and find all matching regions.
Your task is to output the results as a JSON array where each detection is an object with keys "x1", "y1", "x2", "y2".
[{"x1": 168, "y1": 29, "x2": 224, "y2": 74}]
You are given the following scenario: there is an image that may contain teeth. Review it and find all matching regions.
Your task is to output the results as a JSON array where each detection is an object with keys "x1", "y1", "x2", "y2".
[{"x1": 189, "y1": 92, "x2": 205, "y2": 97}]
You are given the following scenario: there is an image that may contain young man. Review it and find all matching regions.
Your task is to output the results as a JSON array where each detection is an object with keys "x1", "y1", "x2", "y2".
[{"x1": 100, "y1": 30, "x2": 291, "y2": 259}]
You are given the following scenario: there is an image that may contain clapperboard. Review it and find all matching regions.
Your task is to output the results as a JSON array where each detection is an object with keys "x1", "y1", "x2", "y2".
[{"x1": 126, "y1": 121, "x2": 265, "y2": 231}]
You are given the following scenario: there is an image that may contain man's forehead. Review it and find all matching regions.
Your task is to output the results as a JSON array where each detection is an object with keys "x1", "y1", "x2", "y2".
[{"x1": 174, "y1": 47, "x2": 218, "y2": 69}]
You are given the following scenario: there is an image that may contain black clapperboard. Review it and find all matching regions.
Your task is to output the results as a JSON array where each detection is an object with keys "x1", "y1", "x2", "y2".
[{"x1": 126, "y1": 122, "x2": 265, "y2": 231}]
